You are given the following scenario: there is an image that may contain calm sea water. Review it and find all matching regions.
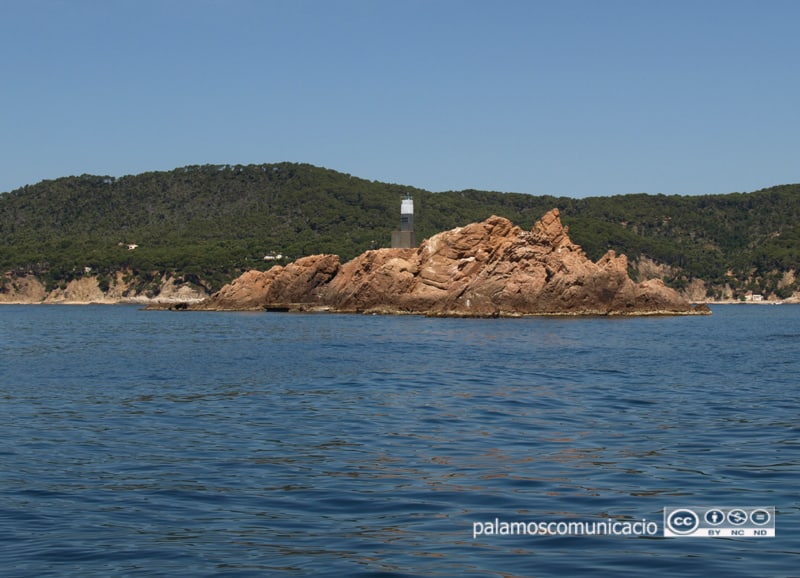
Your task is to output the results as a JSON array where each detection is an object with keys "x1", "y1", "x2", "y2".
[{"x1": 0, "y1": 304, "x2": 797, "y2": 577}]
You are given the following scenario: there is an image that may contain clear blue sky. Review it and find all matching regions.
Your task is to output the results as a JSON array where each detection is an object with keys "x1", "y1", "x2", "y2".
[{"x1": 2, "y1": 0, "x2": 798, "y2": 197}]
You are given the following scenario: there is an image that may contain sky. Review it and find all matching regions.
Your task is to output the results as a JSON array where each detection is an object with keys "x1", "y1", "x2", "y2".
[{"x1": 2, "y1": 0, "x2": 799, "y2": 197}]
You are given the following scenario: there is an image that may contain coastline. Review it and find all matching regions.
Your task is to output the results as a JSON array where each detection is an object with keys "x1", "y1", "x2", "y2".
[{"x1": 2, "y1": 295, "x2": 795, "y2": 308}]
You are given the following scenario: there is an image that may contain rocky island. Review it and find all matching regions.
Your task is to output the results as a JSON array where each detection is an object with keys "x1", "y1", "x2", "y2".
[{"x1": 174, "y1": 209, "x2": 708, "y2": 316}]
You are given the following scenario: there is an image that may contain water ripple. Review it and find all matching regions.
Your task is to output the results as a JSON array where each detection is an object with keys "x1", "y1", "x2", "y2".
[{"x1": 0, "y1": 305, "x2": 798, "y2": 576}]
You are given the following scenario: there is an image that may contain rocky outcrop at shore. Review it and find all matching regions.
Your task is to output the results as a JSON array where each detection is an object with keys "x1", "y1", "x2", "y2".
[
  {"x1": 188, "y1": 209, "x2": 709, "y2": 316},
  {"x1": 204, "y1": 254, "x2": 341, "y2": 310}
]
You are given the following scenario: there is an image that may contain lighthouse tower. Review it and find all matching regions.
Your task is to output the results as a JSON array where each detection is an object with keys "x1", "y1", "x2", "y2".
[{"x1": 391, "y1": 193, "x2": 416, "y2": 248}]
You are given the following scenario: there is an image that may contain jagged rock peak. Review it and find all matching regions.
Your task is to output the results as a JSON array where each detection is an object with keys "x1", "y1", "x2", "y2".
[{"x1": 529, "y1": 208, "x2": 575, "y2": 249}]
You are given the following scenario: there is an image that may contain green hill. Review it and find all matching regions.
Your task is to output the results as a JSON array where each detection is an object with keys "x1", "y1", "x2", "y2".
[{"x1": 1, "y1": 162, "x2": 799, "y2": 299}]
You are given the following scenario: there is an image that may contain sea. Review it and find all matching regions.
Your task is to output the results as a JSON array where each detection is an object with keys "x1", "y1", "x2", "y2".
[{"x1": 0, "y1": 304, "x2": 797, "y2": 577}]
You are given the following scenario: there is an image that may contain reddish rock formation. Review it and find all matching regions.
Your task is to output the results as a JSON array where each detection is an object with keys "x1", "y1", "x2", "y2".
[
  {"x1": 191, "y1": 209, "x2": 708, "y2": 316},
  {"x1": 194, "y1": 254, "x2": 340, "y2": 310}
]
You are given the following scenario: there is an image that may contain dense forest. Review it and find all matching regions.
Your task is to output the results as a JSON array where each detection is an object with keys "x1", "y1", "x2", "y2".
[{"x1": 1, "y1": 162, "x2": 799, "y2": 299}]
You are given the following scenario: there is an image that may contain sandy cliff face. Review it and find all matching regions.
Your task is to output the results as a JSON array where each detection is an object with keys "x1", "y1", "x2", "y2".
[
  {"x1": 195, "y1": 209, "x2": 706, "y2": 316},
  {"x1": 44, "y1": 277, "x2": 107, "y2": 303},
  {"x1": 0, "y1": 275, "x2": 48, "y2": 303},
  {"x1": 0, "y1": 271, "x2": 208, "y2": 304}
]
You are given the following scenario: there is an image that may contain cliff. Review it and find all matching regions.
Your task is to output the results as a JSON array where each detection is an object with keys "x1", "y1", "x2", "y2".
[
  {"x1": 0, "y1": 271, "x2": 207, "y2": 304},
  {"x1": 189, "y1": 210, "x2": 708, "y2": 316}
]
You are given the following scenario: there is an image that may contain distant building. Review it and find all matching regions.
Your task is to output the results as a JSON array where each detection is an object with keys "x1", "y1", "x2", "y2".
[{"x1": 391, "y1": 193, "x2": 416, "y2": 248}]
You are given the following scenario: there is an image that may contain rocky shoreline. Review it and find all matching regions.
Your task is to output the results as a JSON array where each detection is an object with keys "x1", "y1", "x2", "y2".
[
  {"x1": 0, "y1": 271, "x2": 207, "y2": 306},
  {"x1": 150, "y1": 210, "x2": 711, "y2": 317}
]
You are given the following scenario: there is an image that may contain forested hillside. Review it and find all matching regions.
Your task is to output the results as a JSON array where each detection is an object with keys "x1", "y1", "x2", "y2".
[{"x1": 1, "y1": 162, "x2": 799, "y2": 299}]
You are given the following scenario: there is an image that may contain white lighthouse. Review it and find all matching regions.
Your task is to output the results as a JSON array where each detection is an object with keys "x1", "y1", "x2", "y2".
[{"x1": 391, "y1": 193, "x2": 416, "y2": 248}]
